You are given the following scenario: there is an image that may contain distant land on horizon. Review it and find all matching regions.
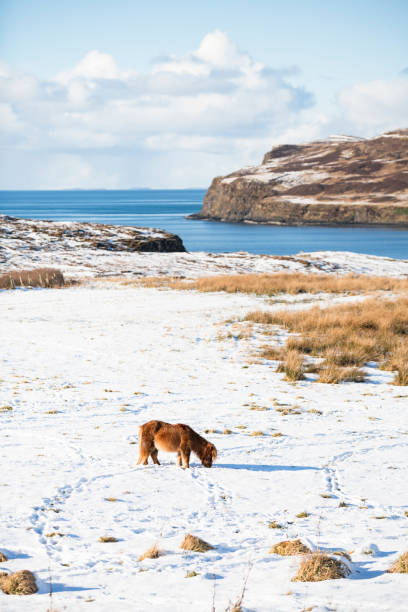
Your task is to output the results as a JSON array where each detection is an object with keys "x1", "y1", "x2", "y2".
[{"x1": 0, "y1": 187, "x2": 207, "y2": 192}]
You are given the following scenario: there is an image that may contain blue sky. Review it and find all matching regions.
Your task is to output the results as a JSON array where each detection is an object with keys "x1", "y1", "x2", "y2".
[{"x1": 0, "y1": 0, "x2": 407, "y2": 188}]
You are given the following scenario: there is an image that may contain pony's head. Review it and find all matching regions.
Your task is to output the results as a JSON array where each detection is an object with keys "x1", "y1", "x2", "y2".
[{"x1": 201, "y1": 443, "x2": 217, "y2": 468}]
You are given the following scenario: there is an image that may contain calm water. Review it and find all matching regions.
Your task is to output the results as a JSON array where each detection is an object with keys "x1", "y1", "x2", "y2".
[{"x1": 1, "y1": 189, "x2": 407, "y2": 258}]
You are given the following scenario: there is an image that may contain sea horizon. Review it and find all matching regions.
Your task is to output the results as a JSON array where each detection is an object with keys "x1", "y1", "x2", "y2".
[{"x1": 1, "y1": 188, "x2": 408, "y2": 259}]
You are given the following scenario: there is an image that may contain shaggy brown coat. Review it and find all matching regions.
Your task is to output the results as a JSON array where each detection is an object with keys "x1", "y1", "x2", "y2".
[{"x1": 137, "y1": 420, "x2": 217, "y2": 468}]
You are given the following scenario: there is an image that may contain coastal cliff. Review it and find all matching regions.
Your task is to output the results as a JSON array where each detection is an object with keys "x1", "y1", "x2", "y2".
[{"x1": 191, "y1": 130, "x2": 408, "y2": 226}]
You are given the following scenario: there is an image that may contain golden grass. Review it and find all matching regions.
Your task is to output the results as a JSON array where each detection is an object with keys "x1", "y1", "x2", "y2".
[
  {"x1": 317, "y1": 365, "x2": 366, "y2": 384},
  {"x1": 276, "y1": 350, "x2": 305, "y2": 381},
  {"x1": 332, "y1": 550, "x2": 352, "y2": 562},
  {"x1": 388, "y1": 552, "x2": 408, "y2": 573},
  {"x1": 269, "y1": 539, "x2": 311, "y2": 556},
  {"x1": 0, "y1": 268, "x2": 65, "y2": 289},
  {"x1": 135, "y1": 272, "x2": 408, "y2": 296},
  {"x1": 292, "y1": 552, "x2": 350, "y2": 582},
  {"x1": 0, "y1": 552, "x2": 7, "y2": 562},
  {"x1": 138, "y1": 543, "x2": 161, "y2": 561},
  {"x1": 268, "y1": 521, "x2": 282, "y2": 529},
  {"x1": 296, "y1": 512, "x2": 310, "y2": 519},
  {"x1": 99, "y1": 536, "x2": 119, "y2": 543},
  {"x1": 185, "y1": 570, "x2": 199, "y2": 578},
  {"x1": 248, "y1": 296, "x2": 408, "y2": 385},
  {"x1": 0, "y1": 570, "x2": 38, "y2": 595},
  {"x1": 180, "y1": 534, "x2": 214, "y2": 553}
]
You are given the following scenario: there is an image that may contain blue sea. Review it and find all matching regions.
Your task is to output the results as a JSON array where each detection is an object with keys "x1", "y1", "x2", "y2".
[{"x1": 1, "y1": 189, "x2": 407, "y2": 259}]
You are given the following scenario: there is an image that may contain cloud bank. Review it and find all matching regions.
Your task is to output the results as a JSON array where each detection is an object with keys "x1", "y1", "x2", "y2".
[{"x1": 0, "y1": 31, "x2": 407, "y2": 188}]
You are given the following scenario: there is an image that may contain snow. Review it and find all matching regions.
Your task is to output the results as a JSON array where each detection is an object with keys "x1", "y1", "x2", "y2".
[
  {"x1": 300, "y1": 251, "x2": 408, "y2": 278},
  {"x1": 328, "y1": 135, "x2": 365, "y2": 143},
  {"x1": 1, "y1": 281, "x2": 407, "y2": 611},
  {"x1": 2, "y1": 235, "x2": 408, "y2": 280},
  {"x1": 222, "y1": 169, "x2": 330, "y2": 186}
]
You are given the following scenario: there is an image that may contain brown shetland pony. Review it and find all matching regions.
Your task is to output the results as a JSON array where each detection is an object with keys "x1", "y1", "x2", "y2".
[{"x1": 137, "y1": 420, "x2": 217, "y2": 468}]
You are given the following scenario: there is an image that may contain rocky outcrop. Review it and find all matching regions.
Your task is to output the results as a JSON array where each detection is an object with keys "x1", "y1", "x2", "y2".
[
  {"x1": 191, "y1": 130, "x2": 408, "y2": 226},
  {"x1": 0, "y1": 216, "x2": 186, "y2": 253}
]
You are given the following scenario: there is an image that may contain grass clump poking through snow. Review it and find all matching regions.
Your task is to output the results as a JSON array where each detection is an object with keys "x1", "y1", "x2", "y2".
[
  {"x1": 388, "y1": 552, "x2": 408, "y2": 573},
  {"x1": 138, "y1": 543, "x2": 161, "y2": 561},
  {"x1": 0, "y1": 268, "x2": 65, "y2": 289},
  {"x1": 269, "y1": 539, "x2": 311, "y2": 556},
  {"x1": 248, "y1": 296, "x2": 408, "y2": 385},
  {"x1": 99, "y1": 536, "x2": 119, "y2": 543},
  {"x1": 180, "y1": 534, "x2": 214, "y2": 553},
  {"x1": 0, "y1": 551, "x2": 7, "y2": 562},
  {"x1": 0, "y1": 570, "x2": 38, "y2": 595},
  {"x1": 292, "y1": 552, "x2": 350, "y2": 582},
  {"x1": 317, "y1": 365, "x2": 366, "y2": 384},
  {"x1": 276, "y1": 350, "x2": 305, "y2": 381}
]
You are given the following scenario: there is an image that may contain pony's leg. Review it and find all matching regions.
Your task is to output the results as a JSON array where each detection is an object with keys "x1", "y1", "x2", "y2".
[
  {"x1": 150, "y1": 447, "x2": 160, "y2": 465},
  {"x1": 137, "y1": 437, "x2": 151, "y2": 465},
  {"x1": 180, "y1": 445, "x2": 191, "y2": 469},
  {"x1": 177, "y1": 451, "x2": 182, "y2": 467}
]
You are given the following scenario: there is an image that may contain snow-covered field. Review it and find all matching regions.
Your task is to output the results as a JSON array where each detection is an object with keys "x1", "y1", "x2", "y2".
[{"x1": 1, "y1": 280, "x2": 408, "y2": 611}]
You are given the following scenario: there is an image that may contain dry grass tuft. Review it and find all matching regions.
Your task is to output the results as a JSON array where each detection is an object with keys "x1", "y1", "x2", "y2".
[
  {"x1": 296, "y1": 512, "x2": 310, "y2": 519},
  {"x1": 388, "y1": 552, "x2": 408, "y2": 573},
  {"x1": 180, "y1": 534, "x2": 214, "y2": 553},
  {"x1": 0, "y1": 570, "x2": 38, "y2": 595},
  {"x1": 185, "y1": 570, "x2": 199, "y2": 578},
  {"x1": 268, "y1": 521, "x2": 282, "y2": 529},
  {"x1": 250, "y1": 430, "x2": 264, "y2": 436},
  {"x1": 99, "y1": 536, "x2": 119, "y2": 543},
  {"x1": 0, "y1": 552, "x2": 7, "y2": 562},
  {"x1": 332, "y1": 550, "x2": 352, "y2": 562},
  {"x1": 138, "y1": 543, "x2": 161, "y2": 561},
  {"x1": 276, "y1": 350, "x2": 305, "y2": 381},
  {"x1": 260, "y1": 346, "x2": 286, "y2": 361},
  {"x1": 270, "y1": 539, "x2": 311, "y2": 556},
  {"x1": 0, "y1": 268, "x2": 65, "y2": 289},
  {"x1": 292, "y1": 552, "x2": 350, "y2": 582},
  {"x1": 317, "y1": 365, "x2": 366, "y2": 384},
  {"x1": 0, "y1": 406, "x2": 13, "y2": 412}
]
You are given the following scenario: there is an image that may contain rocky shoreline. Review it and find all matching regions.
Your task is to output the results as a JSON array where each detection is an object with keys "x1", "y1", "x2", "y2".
[
  {"x1": 0, "y1": 215, "x2": 185, "y2": 255},
  {"x1": 191, "y1": 130, "x2": 408, "y2": 226}
]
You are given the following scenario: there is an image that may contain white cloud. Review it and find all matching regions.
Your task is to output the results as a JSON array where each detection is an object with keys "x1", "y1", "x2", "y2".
[
  {"x1": 56, "y1": 50, "x2": 125, "y2": 83},
  {"x1": 1, "y1": 31, "x2": 406, "y2": 188},
  {"x1": 338, "y1": 77, "x2": 408, "y2": 132},
  {"x1": 1, "y1": 31, "x2": 317, "y2": 187}
]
